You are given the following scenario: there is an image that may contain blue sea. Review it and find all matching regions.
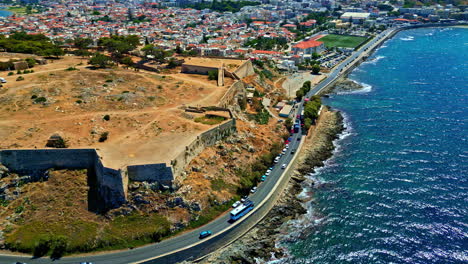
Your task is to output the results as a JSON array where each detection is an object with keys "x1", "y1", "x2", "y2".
[{"x1": 278, "y1": 27, "x2": 468, "y2": 264}]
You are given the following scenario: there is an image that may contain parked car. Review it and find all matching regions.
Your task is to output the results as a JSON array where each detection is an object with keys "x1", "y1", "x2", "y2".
[
  {"x1": 199, "y1": 230, "x2": 212, "y2": 239},
  {"x1": 265, "y1": 169, "x2": 272, "y2": 176},
  {"x1": 261, "y1": 175, "x2": 267, "y2": 182},
  {"x1": 274, "y1": 157, "x2": 280, "y2": 163},
  {"x1": 285, "y1": 144, "x2": 289, "y2": 149},
  {"x1": 241, "y1": 196, "x2": 248, "y2": 203},
  {"x1": 250, "y1": 186, "x2": 257, "y2": 193},
  {"x1": 0, "y1": 77, "x2": 6, "y2": 83},
  {"x1": 232, "y1": 201, "x2": 241, "y2": 208},
  {"x1": 291, "y1": 149, "x2": 297, "y2": 154},
  {"x1": 281, "y1": 164, "x2": 287, "y2": 169}
]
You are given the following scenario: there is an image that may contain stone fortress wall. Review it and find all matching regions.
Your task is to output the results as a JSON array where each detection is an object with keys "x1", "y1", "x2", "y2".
[
  {"x1": 0, "y1": 149, "x2": 126, "y2": 211},
  {"x1": 0, "y1": 59, "x2": 253, "y2": 208},
  {"x1": 170, "y1": 118, "x2": 236, "y2": 181}
]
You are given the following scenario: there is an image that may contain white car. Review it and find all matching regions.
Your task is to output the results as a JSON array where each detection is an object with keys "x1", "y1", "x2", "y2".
[
  {"x1": 281, "y1": 164, "x2": 287, "y2": 169},
  {"x1": 0, "y1": 77, "x2": 6, "y2": 83},
  {"x1": 274, "y1": 157, "x2": 280, "y2": 164},
  {"x1": 285, "y1": 144, "x2": 289, "y2": 149},
  {"x1": 265, "y1": 169, "x2": 272, "y2": 176},
  {"x1": 250, "y1": 187, "x2": 257, "y2": 193},
  {"x1": 232, "y1": 201, "x2": 241, "y2": 208}
]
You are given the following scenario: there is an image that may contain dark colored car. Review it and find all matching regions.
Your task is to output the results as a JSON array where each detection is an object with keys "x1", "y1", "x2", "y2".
[{"x1": 199, "y1": 230, "x2": 212, "y2": 239}]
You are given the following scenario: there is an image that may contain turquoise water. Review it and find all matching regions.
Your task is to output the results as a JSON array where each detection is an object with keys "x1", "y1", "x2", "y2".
[
  {"x1": 0, "y1": 9, "x2": 12, "y2": 17},
  {"x1": 283, "y1": 27, "x2": 468, "y2": 264}
]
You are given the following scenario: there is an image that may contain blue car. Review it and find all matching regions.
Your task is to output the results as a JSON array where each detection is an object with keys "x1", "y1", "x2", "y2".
[
  {"x1": 261, "y1": 175, "x2": 267, "y2": 182},
  {"x1": 199, "y1": 230, "x2": 212, "y2": 239}
]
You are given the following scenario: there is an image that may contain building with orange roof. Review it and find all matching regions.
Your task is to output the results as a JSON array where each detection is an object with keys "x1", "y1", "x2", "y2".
[{"x1": 292, "y1": 39, "x2": 325, "y2": 55}]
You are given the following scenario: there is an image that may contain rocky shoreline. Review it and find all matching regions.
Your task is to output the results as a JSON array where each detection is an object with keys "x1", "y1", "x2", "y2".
[
  {"x1": 319, "y1": 78, "x2": 364, "y2": 95},
  {"x1": 196, "y1": 107, "x2": 345, "y2": 264}
]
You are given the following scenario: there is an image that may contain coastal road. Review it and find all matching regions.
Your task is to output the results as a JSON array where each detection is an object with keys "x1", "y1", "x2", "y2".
[
  {"x1": 307, "y1": 28, "x2": 395, "y2": 97},
  {"x1": 0, "y1": 29, "x2": 395, "y2": 264},
  {"x1": 0, "y1": 125, "x2": 304, "y2": 264}
]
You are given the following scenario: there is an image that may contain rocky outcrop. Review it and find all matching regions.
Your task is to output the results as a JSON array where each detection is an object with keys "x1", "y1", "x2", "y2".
[
  {"x1": 198, "y1": 108, "x2": 345, "y2": 264},
  {"x1": 320, "y1": 78, "x2": 364, "y2": 95}
]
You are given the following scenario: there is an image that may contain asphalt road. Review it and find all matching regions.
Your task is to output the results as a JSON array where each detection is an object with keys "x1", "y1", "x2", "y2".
[{"x1": 0, "y1": 29, "x2": 394, "y2": 264}]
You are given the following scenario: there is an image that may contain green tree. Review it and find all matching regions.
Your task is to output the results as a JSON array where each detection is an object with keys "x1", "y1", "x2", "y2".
[
  {"x1": 74, "y1": 37, "x2": 93, "y2": 49},
  {"x1": 296, "y1": 89, "x2": 304, "y2": 100},
  {"x1": 120, "y1": 56, "x2": 134, "y2": 67},
  {"x1": 312, "y1": 64, "x2": 321, "y2": 74},
  {"x1": 89, "y1": 53, "x2": 113, "y2": 68},
  {"x1": 304, "y1": 117, "x2": 313, "y2": 132}
]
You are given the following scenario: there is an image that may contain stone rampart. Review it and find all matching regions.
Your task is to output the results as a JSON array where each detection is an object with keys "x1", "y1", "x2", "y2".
[
  {"x1": 218, "y1": 81, "x2": 245, "y2": 108},
  {"x1": 0, "y1": 149, "x2": 126, "y2": 211},
  {"x1": 127, "y1": 163, "x2": 173, "y2": 185},
  {"x1": 171, "y1": 118, "x2": 236, "y2": 180},
  {"x1": 233, "y1": 60, "x2": 255, "y2": 79}
]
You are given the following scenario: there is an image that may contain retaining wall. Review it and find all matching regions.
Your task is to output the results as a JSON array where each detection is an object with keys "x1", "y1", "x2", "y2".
[{"x1": 0, "y1": 149, "x2": 126, "y2": 211}]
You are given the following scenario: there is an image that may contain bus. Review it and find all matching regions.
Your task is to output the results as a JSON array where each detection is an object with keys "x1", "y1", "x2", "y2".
[{"x1": 230, "y1": 200, "x2": 254, "y2": 221}]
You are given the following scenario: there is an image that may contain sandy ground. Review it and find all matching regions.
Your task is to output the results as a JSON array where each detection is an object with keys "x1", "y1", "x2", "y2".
[
  {"x1": 0, "y1": 55, "x2": 233, "y2": 169},
  {"x1": 282, "y1": 72, "x2": 326, "y2": 98}
]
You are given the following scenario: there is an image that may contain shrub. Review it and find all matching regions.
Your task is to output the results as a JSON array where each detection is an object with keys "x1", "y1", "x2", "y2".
[
  {"x1": 17, "y1": 70, "x2": 22, "y2": 74},
  {"x1": 50, "y1": 236, "x2": 69, "y2": 259},
  {"x1": 15, "y1": 205, "x2": 24, "y2": 214},
  {"x1": 98, "y1": 132, "x2": 109, "y2": 142},
  {"x1": 16, "y1": 76, "x2": 24, "y2": 81},
  {"x1": 23, "y1": 70, "x2": 30, "y2": 74},
  {"x1": 75, "y1": 100, "x2": 82, "y2": 104},
  {"x1": 65, "y1": 67, "x2": 77, "y2": 71},
  {"x1": 25, "y1": 57, "x2": 37, "y2": 68},
  {"x1": 31, "y1": 95, "x2": 37, "y2": 99},
  {"x1": 34, "y1": 96, "x2": 47, "y2": 103},
  {"x1": 30, "y1": 69, "x2": 34, "y2": 73},
  {"x1": 103, "y1": 114, "x2": 110, "y2": 121},
  {"x1": 8, "y1": 72, "x2": 14, "y2": 76},
  {"x1": 105, "y1": 79, "x2": 113, "y2": 83},
  {"x1": 208, "y1": 70, "x2": 218, "y2": 81},
  {"x1": 33, "y1": 235, "x2": 50, "y2": 257}
]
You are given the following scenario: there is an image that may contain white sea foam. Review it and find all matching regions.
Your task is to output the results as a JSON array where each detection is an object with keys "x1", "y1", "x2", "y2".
[
  {"x1": 400, "y1": 36, "x2": 414, "y2": 41},
  {"x1": 362, "y1": 55, "x2": 386, "y2": 66},
  {"x1": 267, "y1": 110, "x2": 354, "y2": 264},
  {"x1": 336, "y1": 79, "x2": 372, "y2": 95}
]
